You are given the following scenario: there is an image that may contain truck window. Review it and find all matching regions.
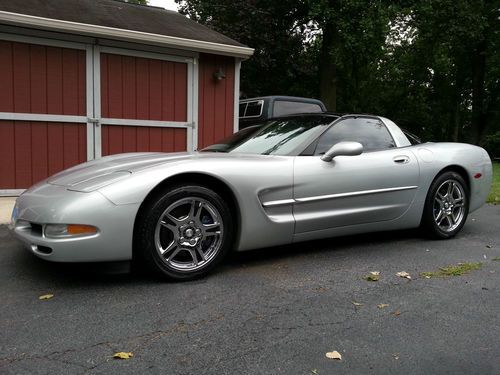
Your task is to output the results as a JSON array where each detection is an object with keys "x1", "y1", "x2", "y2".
[
  {"x1": 239, "y1": 100, "x2": 264, "y2": 118},
  {"x1": 273, "y1": 101, "x2": 322, "y2": 117}
]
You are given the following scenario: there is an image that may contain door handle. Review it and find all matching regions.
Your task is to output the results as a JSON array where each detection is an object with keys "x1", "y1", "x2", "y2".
[{"x1": 393, "y1": 155, "x2": 410, "y2": 164}]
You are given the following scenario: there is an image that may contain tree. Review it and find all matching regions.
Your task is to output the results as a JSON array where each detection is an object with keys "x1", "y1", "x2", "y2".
[
  {"x1": 176, "y1": 0, "x2": 500, "y2": 147},
  {"x1": 176, "y1": 0, "x2": 315, "y2": 98}
]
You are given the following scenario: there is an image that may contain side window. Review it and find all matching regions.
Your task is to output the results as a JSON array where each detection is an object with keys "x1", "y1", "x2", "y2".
[
  {"x1": 314, "y1": 118, "x2": 396, "y2": 155},
  {"x1": 239, "y1": 100, "x2": 263, "y2": 118},
  {"x1": 273, "y1": 101, "x2": 322, "y2": 117},
  {"x1": 239, "y1": 103, "x2": 247, "y2": 118}
]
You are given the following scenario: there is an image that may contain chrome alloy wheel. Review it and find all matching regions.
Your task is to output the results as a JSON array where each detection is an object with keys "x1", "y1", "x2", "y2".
[
  {"x1": 154, "y1": 197, "x2": 224, "y2": 272},
  {"x1": 432, "y1": 179, "x2": 466, "y2": 233}
]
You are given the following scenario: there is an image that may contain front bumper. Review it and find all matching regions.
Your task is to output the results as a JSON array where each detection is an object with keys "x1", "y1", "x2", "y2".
[{"x1": 10, "y1": 183, "x2": 140, "y2": 262}]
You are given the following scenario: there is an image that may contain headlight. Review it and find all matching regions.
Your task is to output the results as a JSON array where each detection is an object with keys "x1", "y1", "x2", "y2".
[{"x1": 45, "y1": 224, "x2": 98, "y2": 238}]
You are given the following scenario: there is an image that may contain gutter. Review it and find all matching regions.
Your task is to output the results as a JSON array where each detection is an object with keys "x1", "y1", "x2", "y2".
[{"x1": 0, "y1": 11, "x2": 254, "y2": 58}]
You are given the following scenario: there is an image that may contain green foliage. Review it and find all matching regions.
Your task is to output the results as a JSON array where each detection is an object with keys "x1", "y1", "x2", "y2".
[
  {"x1": 488, "y1": 163, "x2": 500, "y2": 204},
  {"x1": 421, "y1": 262, "x2": 482, "y2": 278},
  {"x1": 178, "y1": 0, "x2": 500, "y2": 144}
]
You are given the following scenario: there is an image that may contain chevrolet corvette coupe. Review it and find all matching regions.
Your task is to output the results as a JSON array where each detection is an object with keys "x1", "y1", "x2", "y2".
[{"x1": 10, "y1": 114, "x2": 492, "y2": 280}]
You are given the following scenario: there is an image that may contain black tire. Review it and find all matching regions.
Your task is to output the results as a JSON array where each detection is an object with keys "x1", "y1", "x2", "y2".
[
  {"x1": 421, "y1": 171, "x2": 469, "y2": 239},
  {"x1": 134, "y1": 184, "x2": 234, "y2": 280}
]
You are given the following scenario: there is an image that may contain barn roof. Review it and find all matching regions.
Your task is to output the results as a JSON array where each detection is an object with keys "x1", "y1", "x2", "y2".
[{"x1": 0, "y1": 0, "x2": 254, "y2": 58}]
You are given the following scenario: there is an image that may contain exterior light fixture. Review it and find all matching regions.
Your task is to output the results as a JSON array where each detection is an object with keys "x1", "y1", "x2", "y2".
[{"x1": 213, "y1": 67, "x2": 226, "y2": 81}]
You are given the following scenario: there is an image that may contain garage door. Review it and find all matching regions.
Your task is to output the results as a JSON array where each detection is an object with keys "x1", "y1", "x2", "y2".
[
  {"x1": 0, "y1": 39, "x2": 89, "y2": 192},
  {"x1": 96, "y1": 47, "x2": 194, "y2": 158},
  {"x1": 0, "y1": 38, "x2": 197, "y2": 194}
]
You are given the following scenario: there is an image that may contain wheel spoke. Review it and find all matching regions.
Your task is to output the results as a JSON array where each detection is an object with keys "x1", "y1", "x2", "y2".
[
  {"x1": 446, "y1": 182, "x2": 453, "y2": 197},
  {"x1": 197, "y1": 247, "x2": 207, "y2": 261},
  {"x1": 158, "y1": 240, "x2": 175, "y2": 255},
  {"x1": 166, "y1": 212, "x2": 182, "y2": 224},
  {"x1": 435, "y1": 210, "x2": 443, "y2": 222},
  {"x1": 203, "y1": 222, "x2": 219, "y2": 230},
  {"x1": 195, "y1": 203, "x2": 206, "y2": 220},
  {"x1": 189, "y1": 249, "x2": 198, "y2": 266},
  {"x1": 166, "y1": 246, "x2": 181, "y2": 262},
  {"x1": 204, "y1": 230, "x2": 221, "y2": 238},
  {"x1": 437, "y1": 215, "x2": 446, "y2": 226},
  {"x1": 188, "y1": 200, "x2": 201, "y2": 220},
  {"x1": 160, "y1": 220, "x2": 177, "y2": 233}
]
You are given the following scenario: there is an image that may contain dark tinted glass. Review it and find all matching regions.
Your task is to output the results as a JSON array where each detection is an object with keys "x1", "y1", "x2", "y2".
[
  {"x1": 239, "y1": 103, "x2": 247, "y2": 117},
  {"x1": 244, "y1": 101, "x2": 263, "y2": 117},
  {"x1": 315, "y1": 118, "x2": 396, "y2": 154},
  {"x1": 273, "y1": 101, "x2": 322, "y2": 116}
]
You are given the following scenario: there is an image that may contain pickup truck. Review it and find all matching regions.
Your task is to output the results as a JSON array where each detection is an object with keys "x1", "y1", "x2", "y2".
[{"x1": 238, "y1": 96, "x2": 326, "y2": 129}]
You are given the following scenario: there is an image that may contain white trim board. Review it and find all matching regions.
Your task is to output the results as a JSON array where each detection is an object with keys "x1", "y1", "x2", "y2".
[
  {"x1": 0, "y1": 11, "x2": 254, "y2": 58},
  {"x1": 0, "y1": 189, "x2": 25, "y2": 197},
  {"x1": 233, "y1": 58, "x2": 242, "y2": 133},
  {"x1": 101, "y1": 118, "x2": 192, "y2": 129},
  {"x1": 0, "y1": 112, "x2": 87, "y2": 123}
]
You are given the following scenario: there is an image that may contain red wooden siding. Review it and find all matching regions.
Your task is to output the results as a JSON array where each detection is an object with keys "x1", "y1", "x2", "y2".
[
  {"x1": 100, "y1": 53, "x2": 187, "y2": 121},
  {"x1": 0, "y1": 41, "x2": 86, "y2": 115},
  {"x1": 0, "y1": 121, "x2": 86, "y2": 188},
  {"x1": 198, "y1": 53, "x2": 235, "y2": 148},
  {"x1": 101, "y1": 125, "x2": 187, "y2": 155}
]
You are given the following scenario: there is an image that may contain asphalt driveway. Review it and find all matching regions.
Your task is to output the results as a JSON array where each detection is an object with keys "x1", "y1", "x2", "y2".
[{"x1": 1, "y1": 205, "x2": 499, "y2": 374}]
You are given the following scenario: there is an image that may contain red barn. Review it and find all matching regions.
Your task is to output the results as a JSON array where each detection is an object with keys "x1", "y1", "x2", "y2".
[{"x1": 0, "y1": 0, "x2": 253, "y2": 195}]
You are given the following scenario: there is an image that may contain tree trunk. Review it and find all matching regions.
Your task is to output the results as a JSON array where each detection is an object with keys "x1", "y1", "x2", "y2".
[
  {"x1": 470, "y1": 40, "x2": 487, "y2": 145},
  {"x1": 319, "y1": 23, "x2": 338, "y2": 112}
]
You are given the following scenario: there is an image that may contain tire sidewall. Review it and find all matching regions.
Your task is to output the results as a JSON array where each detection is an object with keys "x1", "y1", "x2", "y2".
[
  {"x1": 423, "y1": 171, "x2": 470, "y2": 239},
  {"x1": 136, "y1": 185, "x2": 234, "y2": 280}
]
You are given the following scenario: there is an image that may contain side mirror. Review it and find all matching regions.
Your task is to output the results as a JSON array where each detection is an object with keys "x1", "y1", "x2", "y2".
[{"x1": 320, "y1": 141, "x2": 363, "y2": 162}]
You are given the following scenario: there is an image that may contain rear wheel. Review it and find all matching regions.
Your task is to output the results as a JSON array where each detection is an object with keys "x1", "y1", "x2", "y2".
[
  {"x1": 422, "y1": 171, "x2": 469, "y2": 239},
  {"x1": 135, "y1": 185, "x2": 233, "y2": 280}
]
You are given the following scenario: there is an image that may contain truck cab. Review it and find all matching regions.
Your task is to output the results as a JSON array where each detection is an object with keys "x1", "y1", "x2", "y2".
[{"x1": 239, "y1": 96, "x2": 326, "y2": 129}]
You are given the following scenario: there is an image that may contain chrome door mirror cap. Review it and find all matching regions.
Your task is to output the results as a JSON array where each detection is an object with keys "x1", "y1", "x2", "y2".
[{"x1": 321, "y1": 141, "x2": 363, "y2": 162}]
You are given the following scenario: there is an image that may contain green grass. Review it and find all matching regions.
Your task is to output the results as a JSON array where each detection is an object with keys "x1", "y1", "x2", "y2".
[
  {"x1": 421, "y1": 262, "x2": 482, "y2": 278},
  {"x1": 487, "y1": 162, "x2": 500, "y2": 204}
]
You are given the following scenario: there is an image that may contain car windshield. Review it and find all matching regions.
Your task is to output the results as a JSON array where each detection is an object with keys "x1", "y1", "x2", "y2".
[{"x1": 201, "y1": 115, "x2": 335, "y2": 155}]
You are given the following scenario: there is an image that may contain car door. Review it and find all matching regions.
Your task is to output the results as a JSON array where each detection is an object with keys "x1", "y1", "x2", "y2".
[{"x1": 293, "y1": 117, "x2": 419, "y2": 234}]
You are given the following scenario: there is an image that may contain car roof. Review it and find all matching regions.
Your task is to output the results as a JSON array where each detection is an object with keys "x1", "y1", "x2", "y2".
[{"x1": 240, "y1": 96, "x2": 325, "y2": 104}]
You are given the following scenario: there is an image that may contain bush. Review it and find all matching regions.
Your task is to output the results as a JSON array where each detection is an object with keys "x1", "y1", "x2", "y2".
[{"x1": 482, "y1": 132, "x2": 500, "y2": 158}]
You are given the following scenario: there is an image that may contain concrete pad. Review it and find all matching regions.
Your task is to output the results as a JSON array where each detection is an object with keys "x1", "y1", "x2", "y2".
[{"x1": 0, "y1": 197, "x2": 17, "y2": 224}]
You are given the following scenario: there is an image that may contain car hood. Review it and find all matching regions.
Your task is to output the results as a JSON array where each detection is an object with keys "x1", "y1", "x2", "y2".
[{"x1": 47, "y1": 152, "x2": 193, "y2": 192}]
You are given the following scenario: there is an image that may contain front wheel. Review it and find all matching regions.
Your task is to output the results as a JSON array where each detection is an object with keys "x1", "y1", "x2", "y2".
[
  {"x1": 135, "y1": 185, "x2": 234, "y2": 280},
  {"x1": 421, "y1": 171, "x2": 469, "y2": 239}
]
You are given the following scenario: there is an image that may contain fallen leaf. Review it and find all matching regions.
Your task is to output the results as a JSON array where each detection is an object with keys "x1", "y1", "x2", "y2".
[
  {"x1": 486, "y1": 245, "x2": 492, "y2": 249},
  {"x1": 392, "y1": 353, "x2": 400, "y2": 360},
  {"x1": 39, "y1": 294, "x2": 54, "y2": 300},
  {"x1": 352, "y1": 301, "x2": 363, "y2": 306},
  {"x1": 392, "y1": 309, "x2": 401, "y2": 316},
  {"x1": 364, "y1": 272, "x2": 380, "y2": 281},
  {"x1": 325, "y1": 351, "x2": 342, "y2": 360},
  {"x1": 377, "y1": 303, "x2": 389, "y2": 309},
  {"x1": 113, "y1": 352, "x2": 133, "y2": 360},
  {"x1": 396, "y1": 271, "x2": 412, "y2": 279},
  {"x1": 311, "y1": 369, "x2": 319, "y2": 374},
  {"x1": 424, "y1": 275, "x2": 431, "y2": 279}
]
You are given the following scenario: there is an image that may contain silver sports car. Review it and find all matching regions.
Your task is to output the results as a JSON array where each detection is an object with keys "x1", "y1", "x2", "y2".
[{"x1": 10, "y1": 114, "x2": 492, "y2": 280}]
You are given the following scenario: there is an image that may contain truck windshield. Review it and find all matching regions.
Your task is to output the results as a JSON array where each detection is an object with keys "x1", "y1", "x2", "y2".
[{"x1": 201, "y1": 115, "x2": 335, "y2": 155}]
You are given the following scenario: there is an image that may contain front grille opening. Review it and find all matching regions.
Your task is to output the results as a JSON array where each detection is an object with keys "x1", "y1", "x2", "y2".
[{"x1": 30, "y1": 223, "x2": 43, "y2": 236}]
